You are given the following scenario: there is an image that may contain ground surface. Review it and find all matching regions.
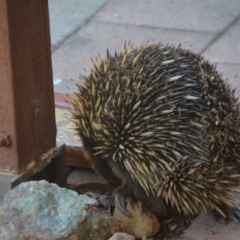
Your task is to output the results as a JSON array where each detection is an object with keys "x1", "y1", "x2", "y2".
[{"x1": 49, "y1": 1, "x2": 240, "y2": 239}]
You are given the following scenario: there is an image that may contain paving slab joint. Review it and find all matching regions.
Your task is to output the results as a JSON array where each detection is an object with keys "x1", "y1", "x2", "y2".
[
  {"x1": 52, "y1": 0, "x2": 111, "y2": 53},
  {"x1": 201, "y1": 14, "x2": 240, "y2": 54}
]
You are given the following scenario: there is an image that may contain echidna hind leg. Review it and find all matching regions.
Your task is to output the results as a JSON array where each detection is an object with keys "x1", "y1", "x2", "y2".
[
  {"x1": 115, "y1": 193, "x2": 144, "y2": 216},
  {"x1": 113, "y1": 179, "x2": 147, "y2": 216},
  {"x1": 115, "y1": 193, "x2": 130, "y2": 216}
]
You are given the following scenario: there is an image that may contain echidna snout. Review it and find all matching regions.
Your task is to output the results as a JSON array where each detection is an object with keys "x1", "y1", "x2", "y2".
[{"x1": 72, "y1": 41, "x2": 240, "y2": 223}]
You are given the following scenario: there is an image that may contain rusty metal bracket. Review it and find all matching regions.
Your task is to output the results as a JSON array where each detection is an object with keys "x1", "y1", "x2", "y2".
[{"x1": 0, "y1": 144, "x2": 67, "y2": 202}]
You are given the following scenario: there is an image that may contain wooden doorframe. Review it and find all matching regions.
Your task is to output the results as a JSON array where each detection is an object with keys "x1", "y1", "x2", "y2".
[{"x1": 0, "y1": 0, "x2": 66, "y2": 200}]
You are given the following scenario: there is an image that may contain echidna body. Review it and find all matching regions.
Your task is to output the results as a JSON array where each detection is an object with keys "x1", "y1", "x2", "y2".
[{"x1": 72, "y1": 42, "x2": 240, "y2": 222}]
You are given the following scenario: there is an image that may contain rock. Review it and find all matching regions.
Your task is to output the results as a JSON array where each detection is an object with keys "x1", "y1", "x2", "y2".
[
  {"x1": 0, "y1": 180, "x2": 123, "y2": 240},
  {"x1": 113, "y1": 203, "x2": 160, "y2": 238},
  {"x1": 108, "y1": 232, "x2": 135, "y2": 240}
]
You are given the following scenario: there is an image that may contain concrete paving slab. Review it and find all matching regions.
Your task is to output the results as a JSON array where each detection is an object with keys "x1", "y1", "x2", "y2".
[
  {"x1": 52, "y1": 21, "x2": 217, "y2": 82},
  {"x1": 55, "y1": 108, "x2": 79, "y2": 146},
  {"x1": 183, "y1": 214, "x2": 240, "y2": 240},
  {"x1": 93, "y1": 0, "x2": 240, "y2": 32},
  {"x1": 48, "y1": 0, "x2": 108, "y2": 50},
  {"x1": 214, "y1": 63, "x2": 240, "y2": 90},
  {"x1": 202, "y1": 17, "x2": 240, "y2": 64},
  {"x1": 53, "y1": 78, "x2": 76, "y2": 93}
]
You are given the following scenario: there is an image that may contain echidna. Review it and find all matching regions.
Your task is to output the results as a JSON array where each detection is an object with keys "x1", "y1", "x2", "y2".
[{"x1": 72, "y1": 41, "x2": 240, "y2": 223}]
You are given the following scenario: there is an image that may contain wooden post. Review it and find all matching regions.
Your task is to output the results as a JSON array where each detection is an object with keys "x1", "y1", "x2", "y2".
[{"x1": 0, "y1": 0, "x2": 56, "y2": 174}]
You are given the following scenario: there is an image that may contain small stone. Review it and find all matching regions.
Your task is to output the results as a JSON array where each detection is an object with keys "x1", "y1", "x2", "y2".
[
  {"x1": 168, "y1": 223, "x2": 177, "y2": 230},
  {"x1": 108, "y1": 232, "x2": 135, "y2": 240},
  {"x1": 69, "y1": 234, "x2": 79, "y2": 240},
  {"x1": 113, "y1": 203, "x2": 160, "y2": 238}
]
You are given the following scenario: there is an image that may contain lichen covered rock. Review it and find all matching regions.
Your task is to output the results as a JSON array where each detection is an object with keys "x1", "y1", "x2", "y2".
[{"x1": 0, "y1": 180, "x2": 123, "y2": 240}]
